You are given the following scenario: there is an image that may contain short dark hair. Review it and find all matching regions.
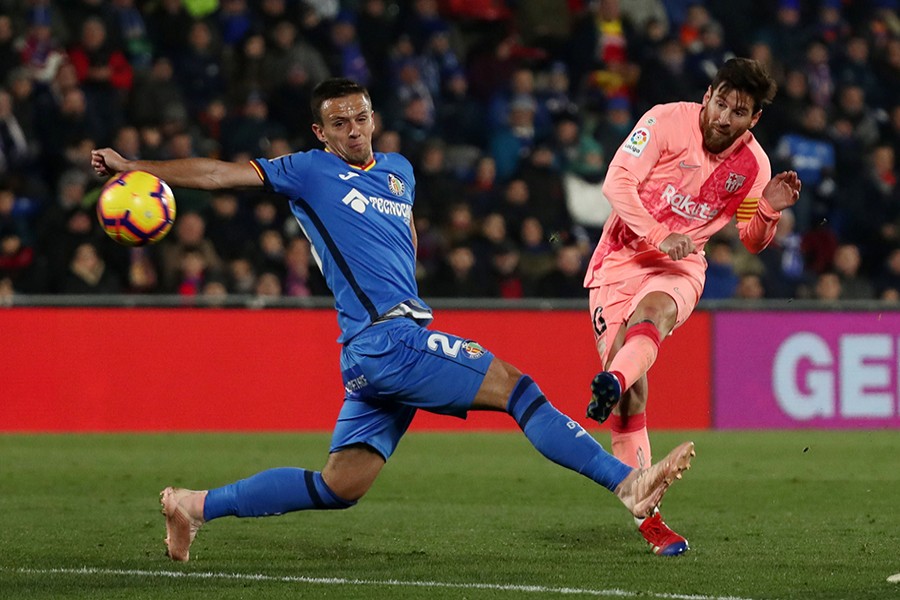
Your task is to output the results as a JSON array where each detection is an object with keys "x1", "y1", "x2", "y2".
[
  {"x1": 310, "y1": 78, "x2": 371, "y2": 124},
  {"x1": 710, "y1": 58, "x2": 777, "y2": 113}
]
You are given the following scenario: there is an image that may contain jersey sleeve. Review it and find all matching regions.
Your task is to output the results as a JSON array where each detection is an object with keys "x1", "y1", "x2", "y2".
[
  {"x1": 251, "y1": 152, "x2": 312, "y2": 198},
  {"x1": 736, "y1": 149, "x2": 780, "y2": 254},
  {"x1": 602, "y1": 106, "x2": 674, "y2": 247}
]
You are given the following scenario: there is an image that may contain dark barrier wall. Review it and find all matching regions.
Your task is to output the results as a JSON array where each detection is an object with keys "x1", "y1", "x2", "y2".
[{"x1": 0, "y1": 308, "x2": 712, "y2": 432}]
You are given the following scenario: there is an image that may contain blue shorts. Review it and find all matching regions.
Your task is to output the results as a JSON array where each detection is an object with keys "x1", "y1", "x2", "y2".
[{"x1": 330, "y1": 317, "x2": 494, "y2": 460}]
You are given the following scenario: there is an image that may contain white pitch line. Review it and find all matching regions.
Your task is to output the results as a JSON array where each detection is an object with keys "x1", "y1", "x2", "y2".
[{"x1": 8, "y1": 567, "x2": 757, "y2": 600}]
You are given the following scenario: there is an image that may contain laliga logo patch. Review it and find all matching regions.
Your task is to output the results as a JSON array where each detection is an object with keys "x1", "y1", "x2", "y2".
[
  {"x1": 622, "y1": 127, "x2": 650, "y2": 157},
  {"x1": 387, "y1": 173, "x2": 405, "y2": 196},
  {"x1": 462, "y1": 340, "x2": 486, "y2": 359}
]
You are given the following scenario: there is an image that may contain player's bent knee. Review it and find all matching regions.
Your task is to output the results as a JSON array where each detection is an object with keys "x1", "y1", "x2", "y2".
[
  {"x1": 472, "y1": 358, "x2": 523, "y2": 411},
  {"x1": 322, "y1": 446, "x2": 385, "y2": 503}
]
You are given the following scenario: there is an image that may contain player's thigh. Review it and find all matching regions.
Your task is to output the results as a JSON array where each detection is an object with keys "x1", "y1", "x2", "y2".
[
  {"x1": 590, "y1": 272, "x2": 701, "y2": 365},
  {"x1": 590, "y1": 281, "x2": 639, "y2": 367},
  {"x1": 343, "y1": 319, "x2": 495, "y2": 416},
  {"x1": 329, "y1": 395, "x2": 417, "y2": 463},
  {"x1": 630, "y1": 272, "x2": 702, "y2": 332}
]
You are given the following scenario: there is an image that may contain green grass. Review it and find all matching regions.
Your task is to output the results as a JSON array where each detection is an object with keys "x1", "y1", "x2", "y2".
[{"x1": 1, "y1": 431, "x2": 898, "y2": 599}]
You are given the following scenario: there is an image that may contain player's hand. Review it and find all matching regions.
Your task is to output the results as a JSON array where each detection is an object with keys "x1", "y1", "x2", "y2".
[
  {"x1": 762, "y1": 170, "x2": 802, "y2": 212},
  {"x1": 91, "y1": 148, "x2": 128, "y2": 177},
  {"x1": 659, "y1": 233, "x2": 697, "y2": 261}
]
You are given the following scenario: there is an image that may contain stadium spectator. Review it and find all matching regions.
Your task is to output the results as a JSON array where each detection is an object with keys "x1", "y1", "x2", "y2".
[
  {"x1": 534, "y1": 243, "x2": 586, "y2": 299},
  {"x1": 18, "y1": 5, "x2": 67, "y2": 85},
  {"x1": 426, "y1": 242, "x2": 487, "y2": 297},
  {"x1": 517, "y1": 145, "x2": 570, "y2": 239},
  {"x1": 875, "y1": 247, "x2": 900, "y2": 299},
  {"x1": 582, "y1": 58, "x2": 800, "y2": 557},
  {"x1": 774, "y1": 104, "x2": 836, "y2": 232},
  {"x1": 756, "y1": 68, "x2": 811, "y2": 148},
  {"x1": 92, "y1": 80, "x2": 697, "y2": 564},
  {"x1": 109, "y1": 0, "x2": 153, "y2": 70},
  {"x1": 757, "y1": 208, "x2": 807, "y2": 299},
  {"x1": 489, "y1": 95, "x2": 540, "y2": 182},
  {"x1": 0, "y1": 15, "x2": 18, "y2": 85},
  {"x1": 701, "y1": 238, "x2": 739, "y2": 300},
  {"x1": 812, "y1": 269, "x2": 843, "y2": 302},
  {"x1": 0, "y1": 88, "x2": 33, "y2": 177},
  {"x1": 0, "y1": 0, "x2": 892, "y2": 306},
  {"x1": 355, "y1": 0, "x2": 397, "y2": 106},
  {"x1": 324, "y1": 11, "x2": 370, "y2": 88},
  {"x1": 832, "y1": 243, "x2": 875, "y2": 300},
  {"x1": 753, "y1": 0, "x2": 811, "y2": 70},
  {"x1": 67, "y1": 16, "x2": 133, "y2": 145},
  {"x1": 144, "y1": 0, "x2": 193, "y2": 62},
  {"x1": 518, "y1": 216, "x2": 556, "y2": 293},
  {"x1": 734, "y1": 272, "x2": 766, "y2": 300},
  {"x1": 62, "y1": 240, "x2": 121, "y2": 294},
  {"x1": 158, "y1": 211, "x2": 222, "y2": 293},
  {"x1": 173, "y1": 20, "x2": 226, "y2": 119},
  {"x1": 282, "y1": 236, "x2": 328, "y2": 298},
  {"x1": 634, "y1": 36, "x2": 696, "y2": 114}
]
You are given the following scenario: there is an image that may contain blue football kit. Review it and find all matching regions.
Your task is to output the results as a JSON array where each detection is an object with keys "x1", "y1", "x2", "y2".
[
  {"x1": 252, "y1": 149, "x2": 494, "y2": 459},
  {"x1": 202, "y1": 148, "x2": 632, "y2": 521}
]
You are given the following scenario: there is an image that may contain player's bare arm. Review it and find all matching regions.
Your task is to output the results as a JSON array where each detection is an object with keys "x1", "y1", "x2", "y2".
[
  {"x1": 761, "y1": 170, "x2": 802, "y2": 212},
  {"x1": 91, "y1": 148, "x2": 263, "y2": 190}
]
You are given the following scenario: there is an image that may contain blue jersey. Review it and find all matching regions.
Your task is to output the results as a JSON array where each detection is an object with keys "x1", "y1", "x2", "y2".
[{"x1": 252, "y1": 150, "x2": 432, "y2": 343}]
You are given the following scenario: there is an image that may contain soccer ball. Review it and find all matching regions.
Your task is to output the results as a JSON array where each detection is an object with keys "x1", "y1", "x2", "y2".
[{"x1": 97, "y1": 171, "x2": 176, "y2": 246}]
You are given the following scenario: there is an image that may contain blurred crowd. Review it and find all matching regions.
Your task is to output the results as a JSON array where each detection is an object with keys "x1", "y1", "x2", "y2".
[{"x1": 0, "y1": 0, "x2": 898, "y2": 303}]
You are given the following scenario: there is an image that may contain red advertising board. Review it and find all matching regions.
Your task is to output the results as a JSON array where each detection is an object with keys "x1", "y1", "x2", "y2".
[{"x1": 0, "y1": 308, "x2": 711, "y2": 432}]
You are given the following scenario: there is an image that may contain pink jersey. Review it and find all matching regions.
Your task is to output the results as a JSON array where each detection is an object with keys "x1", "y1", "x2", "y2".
[{"x1": 584, "y1": 101, "x2": 781, "y2": 289}]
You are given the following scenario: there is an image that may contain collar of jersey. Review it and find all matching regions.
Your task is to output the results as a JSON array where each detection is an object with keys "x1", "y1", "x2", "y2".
[{"x1": 325, "y1": 147, "x2": 376, "y2": 171}]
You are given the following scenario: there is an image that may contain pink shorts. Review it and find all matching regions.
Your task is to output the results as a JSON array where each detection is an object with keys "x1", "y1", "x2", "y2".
[{"x1": 588, "y1": 272, "x2": 702, "y2": 365}]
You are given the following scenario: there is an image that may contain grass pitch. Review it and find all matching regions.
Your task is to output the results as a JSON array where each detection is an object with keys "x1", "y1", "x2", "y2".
[{"x1": 1, "y1": 430, "x2": 898, "y2": 600}]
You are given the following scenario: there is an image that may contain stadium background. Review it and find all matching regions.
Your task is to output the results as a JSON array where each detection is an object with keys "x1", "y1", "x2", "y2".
[{"x1": 0, "y1": 0, "x2": 898, "y2": 435}]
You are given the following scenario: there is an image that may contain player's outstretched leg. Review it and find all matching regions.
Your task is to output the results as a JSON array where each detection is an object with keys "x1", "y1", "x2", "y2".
[
  {"x1": 586, "y1": 371, "x2": 622, "y2": 423},
  {"x1": 160, "y1": 487, "x2": 206, "y2": 562},
  {"x1": 614, "y1": 441, "x2": 694, "y2": 518}
]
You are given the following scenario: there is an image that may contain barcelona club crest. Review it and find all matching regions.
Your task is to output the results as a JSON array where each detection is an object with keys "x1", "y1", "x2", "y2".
[
  {"x1": 387, "y1": 173, "x2": 405, "y2": 196},
  {"x1": 725, "y1": 172, "x2": 746, "y2": 193}
]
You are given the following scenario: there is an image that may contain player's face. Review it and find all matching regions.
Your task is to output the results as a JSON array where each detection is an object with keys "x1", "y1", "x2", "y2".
[
  {"x1": 699, "y1": 85, "x2": 761, "y2": 154},
  {"x1": 312, "y1": 93, "x2": 375, "y2": 166}
]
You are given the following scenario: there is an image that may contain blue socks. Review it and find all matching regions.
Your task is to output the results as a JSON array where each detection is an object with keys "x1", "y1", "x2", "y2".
[
  {"x1": 202, "y1": 376, "x2": 631, "y2": 521},
  {"x1": 507, "y1": 375, "x2": 633, "y2": 491},
  {"x1": 203, "y1": 467, "x2": 356, "y2": 521}
]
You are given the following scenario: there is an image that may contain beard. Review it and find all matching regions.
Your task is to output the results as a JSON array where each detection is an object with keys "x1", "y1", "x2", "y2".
[
  {"x1": 701, "y1": 121, "x2": 741, "y2": 154},
  {"x1": 700, "y1": 109, "x2": 745, "y2": 154}
]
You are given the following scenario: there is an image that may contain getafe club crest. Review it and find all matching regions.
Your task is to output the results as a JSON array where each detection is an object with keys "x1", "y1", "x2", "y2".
[
  {"x1": 387, "y1": 173, "x2": 405, "y2": 196},
  {"x1": 462, "y1": 340, "x2": 486, "y2": 359},
  {"x1": 725, "y1": 172, "x2": 746, "y2": 193}
]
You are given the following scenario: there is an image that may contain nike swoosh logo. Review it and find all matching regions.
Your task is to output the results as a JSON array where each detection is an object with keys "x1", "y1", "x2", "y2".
[
  {"x1": 679, "y1": 161, "x2": 700, "y2": 169},
  {"x1": 339, "y1": 172, "x2": 360, "y2": 180}
]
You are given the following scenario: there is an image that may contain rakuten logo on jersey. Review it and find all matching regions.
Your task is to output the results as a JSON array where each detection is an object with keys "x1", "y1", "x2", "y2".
[{"x1": 661, "y1": 184, "x2": 718, "y2": 221}]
